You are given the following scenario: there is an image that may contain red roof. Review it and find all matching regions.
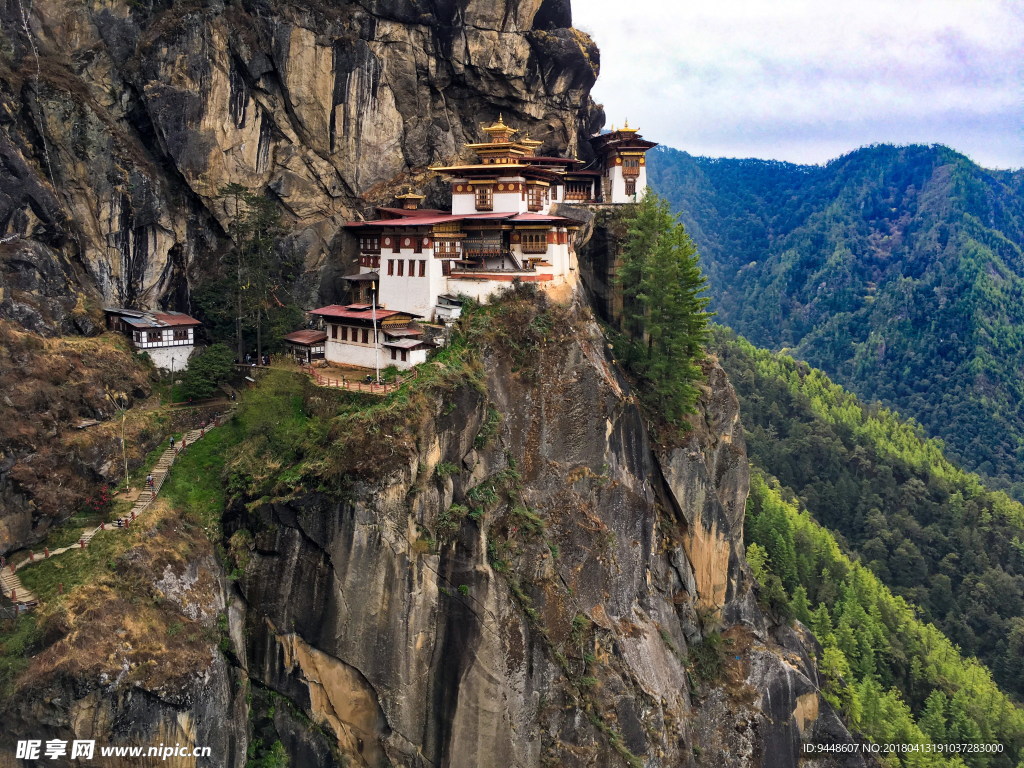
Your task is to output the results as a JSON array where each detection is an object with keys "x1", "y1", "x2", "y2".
[
  {"x1": 345, "y1": 212, "x2": 566, "y2": 229},
  {"x1": 347, "y1": 214, "x2": 462, "y2": 228},
  {"x1": 506, "y1": 213, "x2": 569, "y2": 223},
  {"x1": 376, "y1": 207, "x2": 448, "y2": 218},
  {"x1": 310, "y1": 304, "x2": 420, "y2": 321},
  {"x1": 283, "y1": 330, "x2": 327, "y2": 345},
  {"x1": 151, "y1": 312, "x2": 201, "y2": 327}
]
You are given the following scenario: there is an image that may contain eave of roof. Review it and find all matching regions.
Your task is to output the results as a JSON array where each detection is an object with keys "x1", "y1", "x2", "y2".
[
  {"x1": 283, "y1": 330, "x2": 328, "y2": 345},
  {"x1": 311, "y1": 304, "x2": 422, "y2": 321}
]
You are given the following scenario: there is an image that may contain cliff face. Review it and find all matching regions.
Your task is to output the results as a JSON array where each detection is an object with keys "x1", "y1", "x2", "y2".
[
  {"x1": 0, "y1": 0, "x2": 601, "y2": 554},
  {"x1": 224, "y1": 295, "x2": 867, "y2": 768},
  {"x1": 0, "y1": 500, "x2": 248, "y2": 768},
  {"x1": 0, "y1": 294, "x2": 869, "y2": 767},
  {"x1": 0, "y1": 0, "x2": 601, "y2": 333}
]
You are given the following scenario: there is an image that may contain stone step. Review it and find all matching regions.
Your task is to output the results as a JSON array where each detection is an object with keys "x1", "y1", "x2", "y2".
[{"x1": 3, "y1": 421, "x2": 226, "y2": 609}]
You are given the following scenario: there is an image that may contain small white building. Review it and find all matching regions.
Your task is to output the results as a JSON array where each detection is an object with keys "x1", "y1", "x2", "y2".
[
  {"x1": 590, "y1": 122, "x2": 657, "y2": 203},
  {"x1": 309, "y1": 304, "x2": 434, "y2": 371},
  {"x1": 282, "y1": 329, "x2": 327, "y2": 365},
  {"x1": 104, "y1": 308, "x2": 201, "y2": 372}
]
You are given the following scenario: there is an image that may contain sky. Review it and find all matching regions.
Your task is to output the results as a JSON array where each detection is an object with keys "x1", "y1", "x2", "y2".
[{"x1": 572, "y1": 0, "x2": 1023, "y2": 169}]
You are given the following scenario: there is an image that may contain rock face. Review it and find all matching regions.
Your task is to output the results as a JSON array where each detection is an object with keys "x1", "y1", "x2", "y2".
[
  {"x1": 225, "y1": 295, "x2": 871, "y2": 767},
  {"x1": 0, "y1": 0, "x2": 602, "y2": 333},
  {"x1": 0, "y1": 294, "x2": 871, "y2": 767},
  {"x1": 0, "y1": 0, "x2": 601, "y2": 554},
  {"x1": 0, "y1": 503, "x2": 248, "y2": 768}
]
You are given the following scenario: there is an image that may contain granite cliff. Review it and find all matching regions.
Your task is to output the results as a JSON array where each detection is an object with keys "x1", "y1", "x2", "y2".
[
  {"x1": 0, "y1": 0, "x2": 600, "y2": 333},
  {"x1": 0, "y1": 0, "x2": 601, "y2": 553},
  {"x1": 1, "y1": 291, "x2": 871, "y2": 767}
]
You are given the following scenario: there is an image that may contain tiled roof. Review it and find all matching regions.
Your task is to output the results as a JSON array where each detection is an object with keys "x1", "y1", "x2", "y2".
[
  {"x1": 382, "y1": 338, "x2": 435, "y2": 350},
  {"x1": 310, "y1": 304, "x2": 420, "y2": 321},
  {"x1": 283, "y1": 330, "x2": 327, "y2": 345},
  {"x1": 104, "y1": 308, "x2": 200, "y2": 328},
  {"x1": 345, "y1": 212, "x2": 568, "y2": 228}
]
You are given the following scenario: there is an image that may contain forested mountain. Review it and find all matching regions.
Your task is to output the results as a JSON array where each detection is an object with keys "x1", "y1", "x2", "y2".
[
  {"x1": 650, "y1": 145, "x2": 1024, "y2": 500},
  {"x1": 711, "y1": 328, "x2": 1024, "y2": 703}
]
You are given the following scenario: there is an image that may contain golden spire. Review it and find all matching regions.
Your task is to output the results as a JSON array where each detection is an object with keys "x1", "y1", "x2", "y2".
[{"x1": 482, "y1": 113, "x2": 516, "y2": 143}]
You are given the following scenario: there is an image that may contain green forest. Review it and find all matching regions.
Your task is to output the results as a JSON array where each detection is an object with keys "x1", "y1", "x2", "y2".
[
  {"x1": 712, "y1": 328, "x2": 1024, "y2": 699},
  {"x1": 649, "y1": 145, "x2": 1024, "y2": 501},
  {"x1": 747, "y1": 472, "x2": 1024, "y2": 768}
]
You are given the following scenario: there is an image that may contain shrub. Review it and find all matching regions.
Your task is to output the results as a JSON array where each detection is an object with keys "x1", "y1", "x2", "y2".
[{"x1": 179, "y1": 344, "x2": 235, "y2": 401}]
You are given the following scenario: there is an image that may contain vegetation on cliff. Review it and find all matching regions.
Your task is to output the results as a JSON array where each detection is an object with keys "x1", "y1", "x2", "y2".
[
  {"x1": 747, "y1": 474, "x2": 1024, "y2": 767},
  {"x1": 649, "y1": 144, "x2": 1024, "y2": 500},
  {"x1": 194, "y1": 186, "x2": 303, "y2": 361},
  {"x1": 712, "y1": 328, "x2": 1024, "y2": 700},
  {"x1": 612, "y1": 194, "x2": 713, "y2": 426},
  {"x1": 0, "y1": 322, "x2": 157, "y2": 545}
]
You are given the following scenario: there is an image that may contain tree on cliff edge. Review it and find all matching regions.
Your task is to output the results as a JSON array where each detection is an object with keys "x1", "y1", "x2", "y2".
[{"x1": 615, "y1": 193, "x2": 713, "y2": 425}]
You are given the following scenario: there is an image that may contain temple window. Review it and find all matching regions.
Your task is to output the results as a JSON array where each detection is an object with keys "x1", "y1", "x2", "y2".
[
  {"x1": 527, "y1": 186, "x2": 544, "y2": 211},
  {"x1": 521, "y1": 232, "x2": 547, "y2": 254},
  {"x1": 475, "y1": 186, "x2": 493, "y2": 211}
]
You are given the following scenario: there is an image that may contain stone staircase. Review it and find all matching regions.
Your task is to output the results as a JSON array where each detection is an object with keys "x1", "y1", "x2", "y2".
[{"x1": 1, "y1": 421, "x2": 221, "y2": 610}]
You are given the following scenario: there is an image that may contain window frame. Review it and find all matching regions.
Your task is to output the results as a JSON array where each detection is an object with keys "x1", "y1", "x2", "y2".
[{"x1": 474, "y1": 185, "x2": 493, "y2": 211}]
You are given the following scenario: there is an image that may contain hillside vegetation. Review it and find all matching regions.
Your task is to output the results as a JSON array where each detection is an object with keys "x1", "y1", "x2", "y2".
[
  {"x1": 711, "y1": 328, "x2": 1024, "y2": 699},
  {"x1": 650, "y1": 145, "x2": 1024, "y2": 500},
  {"x1": 747, "y1": 472, "x2": 1024, "y2": 768}
]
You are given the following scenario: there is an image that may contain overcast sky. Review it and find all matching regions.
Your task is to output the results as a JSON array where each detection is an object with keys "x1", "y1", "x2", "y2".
[{"x1": 572, "y1": 0, "x2": 1023, "y2": 169}]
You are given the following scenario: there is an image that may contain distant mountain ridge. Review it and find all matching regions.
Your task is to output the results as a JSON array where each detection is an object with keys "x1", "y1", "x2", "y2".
[{"x1": 649, "y1": 143, "x2": 1024, "y2": 499}]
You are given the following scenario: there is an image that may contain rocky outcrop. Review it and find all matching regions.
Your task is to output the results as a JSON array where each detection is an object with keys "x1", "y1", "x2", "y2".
[
  {"x1": 0, "y1": 0, "x2": 602, "y2": 554},
  {"x1": 0, "y1": 293, "x2": 871, "y2": 766},
  {"x1": 0, "y1": 502, "x2": 248, "y2": 768},
  {"x1": 0, "y1": 0, "x2": 602, "y2": 333},
  {"x1": 225, "y1": 294, "x2": 870, "y2": 767}
]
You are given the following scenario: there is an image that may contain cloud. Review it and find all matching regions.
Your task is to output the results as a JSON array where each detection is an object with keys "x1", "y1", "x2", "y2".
[{"x1": 573, "y1": 0, "x2": 1023, "y2": 168}]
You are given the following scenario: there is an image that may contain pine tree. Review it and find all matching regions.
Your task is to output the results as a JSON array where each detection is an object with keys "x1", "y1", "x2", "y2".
[
  {"x1": 614, "y1": 194, "x2": 713, "y2": 425},
  {"x1": 216, "y1": 184, "x2": 294, "y2": 362},
  {"x1": 791, "y1": 585, "x2": 813, "y2": 626},
  {"x1": 918, "y1": 690, "x2": 948, "y2": 744}
]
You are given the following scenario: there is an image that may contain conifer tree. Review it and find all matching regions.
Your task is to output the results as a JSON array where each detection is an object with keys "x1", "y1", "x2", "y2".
[
  {"x1": 209, "y1": 184, "x2": 299, "y2": 360},
  {"x1": 615, "y1": 193, "x2": 713, "y2": 425}
]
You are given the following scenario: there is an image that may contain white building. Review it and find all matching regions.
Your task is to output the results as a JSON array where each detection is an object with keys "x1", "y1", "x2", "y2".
[
  {"x1": 282, "y1": 329, "x2": 327, "y2": 365},
  {"x1": 302, "y1": 117, "x2": 656, "y2": 372},
  {"x1": 309, "y1": 305, "x2": 434, "y2": 371},
  {"x1": 590, "y1": 122, "x2": 657, "y2": 203},
  {"x1": 104, "y1": 308, "x2": 201, "y2": 372}
]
